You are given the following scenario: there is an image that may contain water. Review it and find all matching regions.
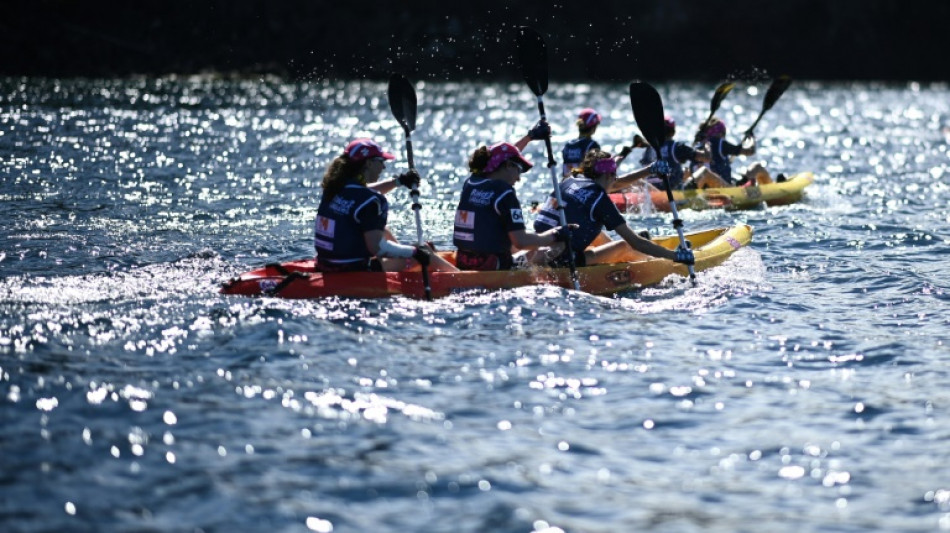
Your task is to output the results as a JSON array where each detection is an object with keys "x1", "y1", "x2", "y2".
[{"x1": 2, "y1": 76, "x2": 949, "y2": 533}]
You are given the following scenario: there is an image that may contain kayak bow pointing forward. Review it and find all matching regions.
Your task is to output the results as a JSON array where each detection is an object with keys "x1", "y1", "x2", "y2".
[
  {"x1": 220, "y1": 224, "x2": 753, "y2": 300},
  {"x1": 611, "y1": 172, "x2": 814, "y2": 212}
]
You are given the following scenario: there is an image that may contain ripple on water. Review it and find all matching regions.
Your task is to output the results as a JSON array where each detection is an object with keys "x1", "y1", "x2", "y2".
[{"x1": 4, "y1": 79, "x2": 950, "y2": 533}]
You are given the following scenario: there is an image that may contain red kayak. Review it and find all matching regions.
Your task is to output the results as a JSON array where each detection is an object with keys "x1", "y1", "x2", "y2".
[{"x1": 220, "y1": 224, "x2": 752, "y2": 300}]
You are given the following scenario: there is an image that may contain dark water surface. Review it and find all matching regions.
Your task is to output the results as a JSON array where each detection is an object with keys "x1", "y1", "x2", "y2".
[{"x1": 2, "y1": 77, "x2": 949, "y2": 532}]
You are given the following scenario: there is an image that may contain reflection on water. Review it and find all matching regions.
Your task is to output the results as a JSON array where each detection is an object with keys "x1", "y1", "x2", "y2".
[{"x1": 2, "y1": 77, "x2": 950, "y2": 533}]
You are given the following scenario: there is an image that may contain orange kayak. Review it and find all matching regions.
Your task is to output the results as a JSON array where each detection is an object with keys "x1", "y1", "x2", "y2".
[
  {"x1": 219, "y1": 223, "x2": 752, "y2": 300},
  {"x1": 611, "y1": 172, "x2": 814, "y2": 212}
]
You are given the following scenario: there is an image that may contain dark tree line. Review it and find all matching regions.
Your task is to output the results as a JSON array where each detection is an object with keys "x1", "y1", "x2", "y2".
[{"x1": 2, "y1": 0, "x2": 945, "y2": 82}]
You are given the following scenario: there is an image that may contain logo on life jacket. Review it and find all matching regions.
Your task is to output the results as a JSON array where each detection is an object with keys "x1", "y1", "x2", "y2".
[
  {"x1": 315, "y1": 216, "x2": 335, "y2": 237},
  {"x1": 455, "y1": 210, "x2": 475, "y2": 229},
  {"x1": 328, "y1": 196, "x2": 355, "y2": 215},
  {"x1": 468, "y1": 189, "x2": 494, "y2": 206}
]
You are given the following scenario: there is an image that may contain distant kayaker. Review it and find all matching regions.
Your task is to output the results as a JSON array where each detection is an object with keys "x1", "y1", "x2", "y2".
[
  {"x1": 452, "y1": 121, "x2": 576, "y2": 271},
  {"x1": 687, "y1": 116, "x2": 774, "y2": 188},
  {"x1": 637, "y1": 115, "x2": 710, "y2": 190},
  {"x1": 534, "y1": 149, "x2": 695, "y2": 267},
  {"x1": 314, "y1": 138, "x2": 458, "y2": 273},
  {"x1": 561, "y1": 108, "x2": 602, "y2": 177}
]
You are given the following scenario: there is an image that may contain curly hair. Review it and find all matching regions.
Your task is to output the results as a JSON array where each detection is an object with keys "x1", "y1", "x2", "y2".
[{"x1": 321, "y1": 155, "x2": 365, "y2": 199}]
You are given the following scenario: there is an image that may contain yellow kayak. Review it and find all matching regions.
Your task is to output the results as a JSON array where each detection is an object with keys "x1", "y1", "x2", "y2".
[{"x1": 611, "y1": 172, "x2": 814, "y2": 211}]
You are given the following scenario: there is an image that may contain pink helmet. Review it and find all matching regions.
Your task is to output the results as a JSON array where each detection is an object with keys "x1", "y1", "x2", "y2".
[
  {"x1": 484, "y1": 142, "x2": 533, "y2": 173},
  {"x1": 344, "y1": 138, "x2": 395, "y2": 162},
  {"x1": 663, "y1": 115, "x2": 676, "y2": 131},
  {"x1": 578, "y1": 108, "x2": 601, "y2": 128},
  {"x1": 705, "y1": 118, "x2": 726, "y2": 138}
]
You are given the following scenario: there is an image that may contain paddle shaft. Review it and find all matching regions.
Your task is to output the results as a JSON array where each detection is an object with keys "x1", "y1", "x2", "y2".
[
  {"x1": 743, "y1": 110, "x2": 767, "y2": 140},
  {"x1": 744, "y1": 76, "x2": 791, "y2": 140},
  {"x1": 629, "y1": 81, "x2": 696, "y2": 284},
  {"x1": 388, "y1": 73, "x2": 431, "y2": 300},
  {"x1": 518, "y1": 27, "x2": 580, "y2": 291},
  {"x1": 402, "y1": 136, "x2": 423, "y2": 243},
  {"x1": 535, "y1": 96, "x2": 581, "y2": 291},
  {"x1": 695, "y1": 82, "x2": 734, "y2": 154},
  {"x1": 660, "y1": 175, "x2": 696, "y2": 282},
  {"x1": 403, "y1": 132, "x2": 432, "y2": 300}
]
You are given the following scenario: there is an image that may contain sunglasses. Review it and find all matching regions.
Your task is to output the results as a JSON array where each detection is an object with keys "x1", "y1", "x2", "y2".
[{"x1": 504, "y1": 159, "x2": 525, "y2": 171}]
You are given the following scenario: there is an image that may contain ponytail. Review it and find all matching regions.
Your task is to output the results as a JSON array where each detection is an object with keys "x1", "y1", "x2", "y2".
[
  {"x1": 467, "y1": 146, "x2": 491, "y2": 174},
  {"x1": 321, "y1": 156, "x2": 364, "y2": 199}
]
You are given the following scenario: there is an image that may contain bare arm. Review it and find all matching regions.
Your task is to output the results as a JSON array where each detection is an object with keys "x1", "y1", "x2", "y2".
[
  {"x1": 368, "y1": 178, "x2": 400, "y2": 195},
  {"x1": 509, "y1": 228, "x2": 560, "y2": 250},
  {"x1": 363, "y1": 229, "x2": 387, "y2": 256},
  {"x1": 513, "y1": 135, "x2": 532, "y2": 152},
  {"x1": 613, "y1": 224, "x2": 676, "y2": 261},
  {"x1": 692, "y1": 146, "x2": 711, "y2": 163},
  {"x1": 608, "y1": 165, "x2": 654, "y2": 193}
]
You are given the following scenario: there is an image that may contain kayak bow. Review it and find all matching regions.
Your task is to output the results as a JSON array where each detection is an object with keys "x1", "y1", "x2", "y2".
[
  {"x1": 611, "y1": 172, "x2": 814, "y2": 212},
  {"x1": 220, "y1": 224, "x2": 753, "y2": 300}
]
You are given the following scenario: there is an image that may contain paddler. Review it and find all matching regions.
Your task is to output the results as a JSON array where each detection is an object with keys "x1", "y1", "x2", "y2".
[
  {"x1": 687, "y1": 116, "x2": 776, "y2": 188},
  {"x1": 452, "y1": 120, "x2": 577, "y2": 271},
  {"x1": 534, "y1": 149, "x2": 695, "y2": 267},
  {"x1": 638, "y1": 115, "x2": 710, "y2": 190},
  {"x1": 314, "y1": 138, "x2": 458, "y2": 273},
  {"x1": 561, "y1": 107, "x2": 602, "y2": 177}
]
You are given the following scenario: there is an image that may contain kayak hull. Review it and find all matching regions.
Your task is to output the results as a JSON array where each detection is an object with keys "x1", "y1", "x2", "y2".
[
  {"x1": 611, "y1": 172, "x2": 814, "y2": 212},
  {"x1": 219, "y1": 224, "x2": 753, "y2": 300}
]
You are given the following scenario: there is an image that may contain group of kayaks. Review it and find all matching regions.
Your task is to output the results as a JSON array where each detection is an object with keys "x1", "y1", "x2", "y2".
[
  {"x1": 219, "y1": 171, "x2": 812, "y2": 300},
  {"x1": 219, "y1": 30, "x2": 812, "y2": 301}
]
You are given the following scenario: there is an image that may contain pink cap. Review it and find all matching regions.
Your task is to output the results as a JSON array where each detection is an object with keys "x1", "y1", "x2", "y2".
[
  {"x1": 705, "y1": 119, "x2": 726, "y2": 138},
  {"x1": 344, "y1": 138, "x2": 395, "y2": 162},
  {"x1": 484, "y1": 142, "x2": 533, "y2": 173},
  {"x1": 578, "y1": 108, "x2": 601, "y2": 127},
  {"x1": 593, "y1": 158, "x2": 618, "y2": 175},
  {"x1": 664, "y1": 115, "x2": 676, "y2": 129}
]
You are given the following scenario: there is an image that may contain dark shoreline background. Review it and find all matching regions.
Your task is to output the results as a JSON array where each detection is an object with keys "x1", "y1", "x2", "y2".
[{"x1": 3, "y1": 0, "x2": 946, "y2": 82}]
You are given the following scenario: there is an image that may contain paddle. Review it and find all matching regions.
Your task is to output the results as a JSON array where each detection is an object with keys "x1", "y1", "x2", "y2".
[
  {"x1": 707, "y1": 81, "x2": 735, "y2": 123},
  {"x1": 690, "y1": 81, "x2": 736, "y2": 172},
  {"x1": 743, "y1": 75, "x2": 792, "y2": 140},
  {"x1": 696, "y1": 81, "x2": 735, "y2": 143},
  {"x1": 387, "y1": 73, "x2": 431, "y2": 300},
  {"x1": 516, "y1": 26, "x2": 580, "y2": 291},
  {"x1": 629, "y1": 81, "x2": 697, "y2": 284}
]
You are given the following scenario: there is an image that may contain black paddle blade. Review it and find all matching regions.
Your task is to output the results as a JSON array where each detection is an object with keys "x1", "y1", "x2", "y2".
[
  {"x1": 762, "y1": 75, "x2": 792, "y2": 112},
  {"x1": 388, "y1": 73, "x2": 417, "y2": 133},
  {"x1": 629, "y1": 81, "x2": 666, "y2": 151},
  {"x1": 710, "y1": 81, "x2": 735, "y2": 115},
  {"x1": 516, "y1": 26, "x2": 548, "y2": 96}
]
